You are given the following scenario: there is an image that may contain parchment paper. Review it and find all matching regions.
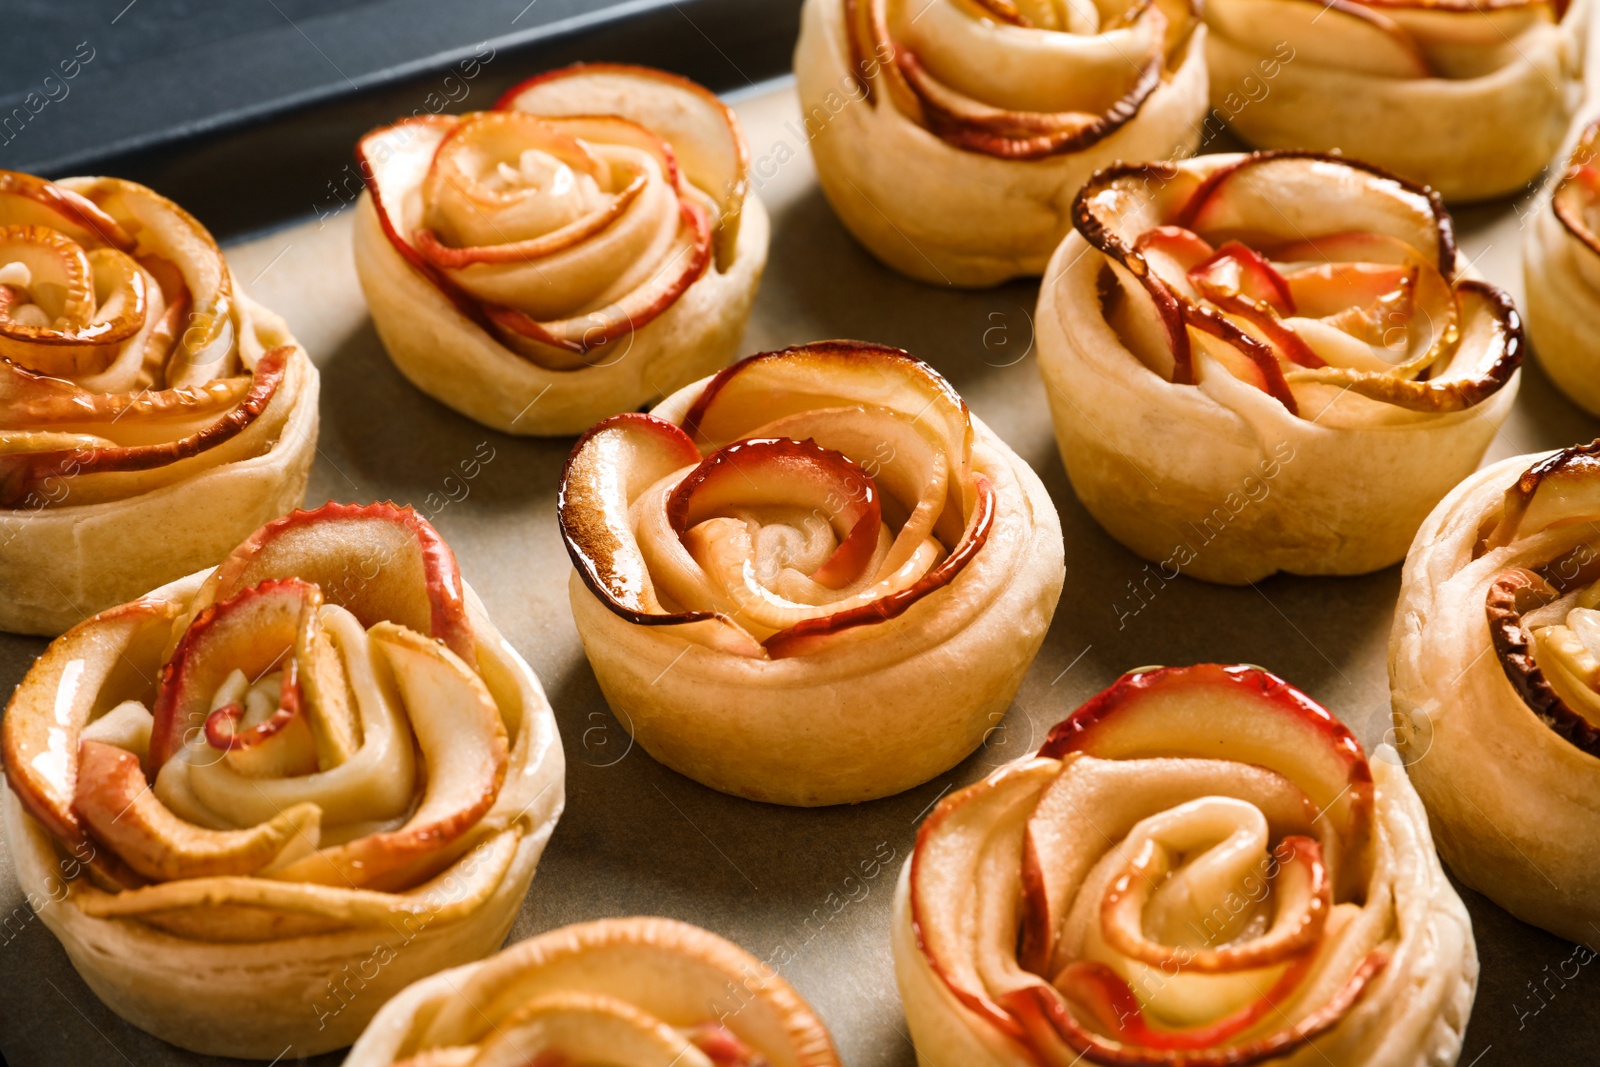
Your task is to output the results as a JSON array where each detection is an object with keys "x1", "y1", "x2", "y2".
[{"x1": 0, "y1": 80, "x2": 1596, "y2": 1066}]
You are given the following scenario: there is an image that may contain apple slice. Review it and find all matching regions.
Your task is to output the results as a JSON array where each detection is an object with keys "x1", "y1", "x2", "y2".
[
  {"x1": 0, "y1": 225, "x2": 144, "y2": 375},
  {"x1": 1183, "y1": 305, "x2": 1299, "y2": 412},
  {"x1": 0, "y1": 169, "x2": 136, "y2": 251},
  {"x1": 667, "y1": 438, "x2": 882, "y2": 591},
  {"x1": 64, "y1": 176, "x2": 239, "y2": 381},
  {"x1": 763, "y1": 474, "x2": 995, "y2": 658},
  {"x1": 1284, "y1": 262, "x2": 1413, "y2": 320},
  {"x1": 356, "y1": 115, "x2": 487, "y2": 327},
  {"x1": 1176, "y1": 153, "x2": 1449, "y2": 273},
  {"x1": 910, "y1": 757, "x2": 1063, "y2": 1043},
  {"x1": 684, "y1": 343, "x2": 974, "y2": 485},
  {"x1": 1040, "y1": 665, "x2": 1370, "y2": 894},
  {"x1": 148, "y1": 577, "x2": 320, "y2": 771},
  {"x1": 1018, "y1": 757, "x2": 1320, "y2": 977},
  {"x1": 560, "y1": 412, "x2": 711, "y2": 625},
  {"x1": 1135, "y1": 226, "x2": 1213, "y2": 298},
  {"x1": 73, "y1": 739, "x2": 320, "y2": 881},
  {"x1": 497, "y1": 62, "x2": 751, "y2": 271},
  {"x1": 1188, "y1": 241, "x2": 1295, "y2": 315},
  {"x1": 1486, "y1": 441, "x2": 1600, "y2": 548},
  {"x1": 1206, "y1": 0, "x2": 1430, "y2": 77},
  {"x1": 482, "y1": 192, "x2": 711, "y2": 359},
  {"x1": 202, "y1": 500, "x2": 476, "y2": 665},
  {"x1": 1004, "y1": 951, "x2": 1388, "y2": 1065},
  {"x1": 2, "y1": 595, "x2": 180, "y2": 857},
  {"x1": 1485, "y1": 567, "x2": 1600, "y2": 755},
  {"x1": 0, "y1": 345, "x2": 291, "y2": 509},
  {"x1": 266, "y1": 621, "x2": 507, "y2": 890},
  {"x1": 891, "y1": 46, "x2": 1163, "y2": 160},
  {"x1": 1553, "y1": 153, "x2": 1600, "y2": 258}
]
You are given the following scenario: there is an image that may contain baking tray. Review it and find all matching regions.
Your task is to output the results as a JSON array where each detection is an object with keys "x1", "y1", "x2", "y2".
[{"x1": 2, "y1": 69, "x2": 1599, "y2": 1067}]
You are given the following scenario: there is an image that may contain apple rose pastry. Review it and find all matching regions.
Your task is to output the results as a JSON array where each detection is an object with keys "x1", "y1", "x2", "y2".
[
  {"x1": 792, "y1": 0, "x2": 1208, "y2": 286},
  {"x1": 1037, "y1": 150, "x2": 1521, "y2": 584},
  {"x1": 895, "y1": 664, "x2": 1477, "y2": 1067},
  {"x1": 354, "y1": 63, "x2": 768, "y2": 436},
  {"x1": 560, "y1": 341, "x2": 1064, "y2": 806},
  {"x1": 1390, "y1": 443, "x2": 1600, "y2": 944},
  {"x1": 0, "y1": 502, "x2": 565, "y2": 1058},
  {"x1": 1524, "y1": 119, "x2": 1600, "y2": 417},
  {"x1": 1205, "y1": 0, "x2": 1587, "y2": 201},
  {"x1": 0, "y1": 169, "x2": 318, "y2": 636},
  {"x1": 346, "y1": 917, "x2": 841, "y2": 1067}
]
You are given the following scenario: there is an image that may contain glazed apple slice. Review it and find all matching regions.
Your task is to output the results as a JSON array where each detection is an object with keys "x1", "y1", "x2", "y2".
[
  {"x1": 1040, "y1": 664, "x2": 1371, "y2": 888},
  {"x1": 0, "y1": 227, "x2": 144, "y2": 375},
  {"x1": 762, "y1": 474, "x2": 995, "y2": 658},
  {"x1": 560, "y1": 412, "x2": 709, "y2": 624},
  {"x1": 0, "y1": 345, "x2": 292, "y2": 509},
  {"x1": 667, "y1": 438, "x2": 882, "y2": 591},
  {"x1": 482, "y1": 192, "x2": 710, "y2": 360},
  {"x1": 74, "y1": 739, "x2": 320, "y2": 881},
  {"x1": 1487, "y1": 442, "x2": 1600, "y2": 548},
  {"x1": 497, "y1": 62, "x2": 751, "y2": 270},
  {"x1": 1188, "y1": 241, "x2": 1295, "y2": 316},
  {"x1": 201, "y1": 501, "x2": 476, "y2": 664},
  {"x1": 0, "y1": 169, "x2": 136, "y2": 251},
  {"x1": 684, "y1": 342, "x2": 974, "y2": 483},
  {"x1": 1177, "y1": 154, "x2": 1447, "y2": 272},
  {"x1": 268, "y1": 622, "x2": 507, "y2": 889},
  {"x1": 147, "y1": 577, "x2": 322, "y2": 771},
  {"x1": 1, "y1": 596, "x2": 180, "y2": 858},
  {"x1": 1017, "y1": 756, "x2": 1321, "y2": 976},
  {"x1": 66, "y1": 176, "x2": 238, "y2": 384}
]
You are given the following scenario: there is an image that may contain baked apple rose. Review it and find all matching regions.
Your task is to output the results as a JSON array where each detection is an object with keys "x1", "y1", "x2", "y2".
[
  {"x1": 1205, "y1": 0, "x2": 1586, "y2": 201},
  {"x1": 0, "y1": 503, "x2": 565, "y2": 1058},
  {"x1": 792, "y1": 0, "x2": 1208, "y2": 286},
  {"x1": 1037, "y1": 151, "x2": 1520, "y2": 584},
  {"x1": 1390, "y1": 443, "x2": 1600, "y2": 945},
  {"x1": 1524, "y1": 119, "x2": 1600, "y2": 417},
  {"x1": 346, "y1": 918, "x2": 841, "y2": 1067},
  {"x1": 354, "y1": 62, "x2": 768, "y2": 436},
  {"x1": 895, "y1": 664, "x2": 1477, "y2": 1067},
  {"x1": 560, "y1": 341, "x2": 1065, "y2": 806},
  {"x1": 0, "y1": 169, "x2": 318, "y2": 636}
]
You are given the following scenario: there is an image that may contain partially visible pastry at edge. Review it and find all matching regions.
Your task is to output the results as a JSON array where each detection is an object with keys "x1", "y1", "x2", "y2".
[
  {"x1": 0, "y1": 169, "x2": 318, "y2": 635},
  {"x1": 1, "y1": 502, "x2": 565, "y2": 1057},
  {"x1": 1037, "y1": 150, "x2": 1521, "y2": 584},
  {"x1": 793, "y1": 0, "x2": 1208, "y2": 286},
  {"x1": 353, "y1": 63, "x2": 768, "y2": 436},
  {"x1": 345, "y1": 917, "x2": 841, "y2": 1067},
  {"x1": 896, "y1": 664, "x2": 1477, "y2": 1067},
  {"x1": 1524, "y1": 119, "x2": 1600, "y2": 416},
  {"x1": 1205, "y1": 0, "x2": 1587, "y2": 201},
  {"x1": 1390, "y1": 443, "x2": 1600, "y2": 945},
  {"x1": 560, "y1": 341, "x2": 1065, "y2": 806}
]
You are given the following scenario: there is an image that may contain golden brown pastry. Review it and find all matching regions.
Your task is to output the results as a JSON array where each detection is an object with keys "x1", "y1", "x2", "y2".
[
  {"x1": 346, "y1": 917, "x2": 840, "y2": 1067},
  {"x1": 353, "y1": 63, "x2": 767, "y2": 435},
  {"x1": 2, "y1": 502, "x2": 565, "y2": 1057},
  {"x1": 896, "y1": 664, "x2": 1477, "y2": 1066},
  {"x1": 0, "y1": 169, "x2": 318, "y2": 635},
  {"x1": 1390, "y1": 442, "x2": 1600, "y2": 945},
  {"x1": 793, "y1": 0, "x2": 1208, "y2": 286},
  {"x1": 1524, "y1": 119, "x2": 1600, "y2": 416},
  {"x1": 560, "y1": 340, "x2": 1064, "y2": 805},
  {"x1": 1205, "y1": 0, "x2": 1587, "y2": 201},
  {"x1": 1037, "y1": 150, "x2": 1520, "y2": 584}
]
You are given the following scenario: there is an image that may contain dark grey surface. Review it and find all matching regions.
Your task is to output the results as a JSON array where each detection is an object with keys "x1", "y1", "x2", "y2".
[
  {"x1": 0, "y1": 70, "x2": 1596, "y2": 1067},
  {"x1": 0, "y1": 0, "x2": 803, "y2": 238}
]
